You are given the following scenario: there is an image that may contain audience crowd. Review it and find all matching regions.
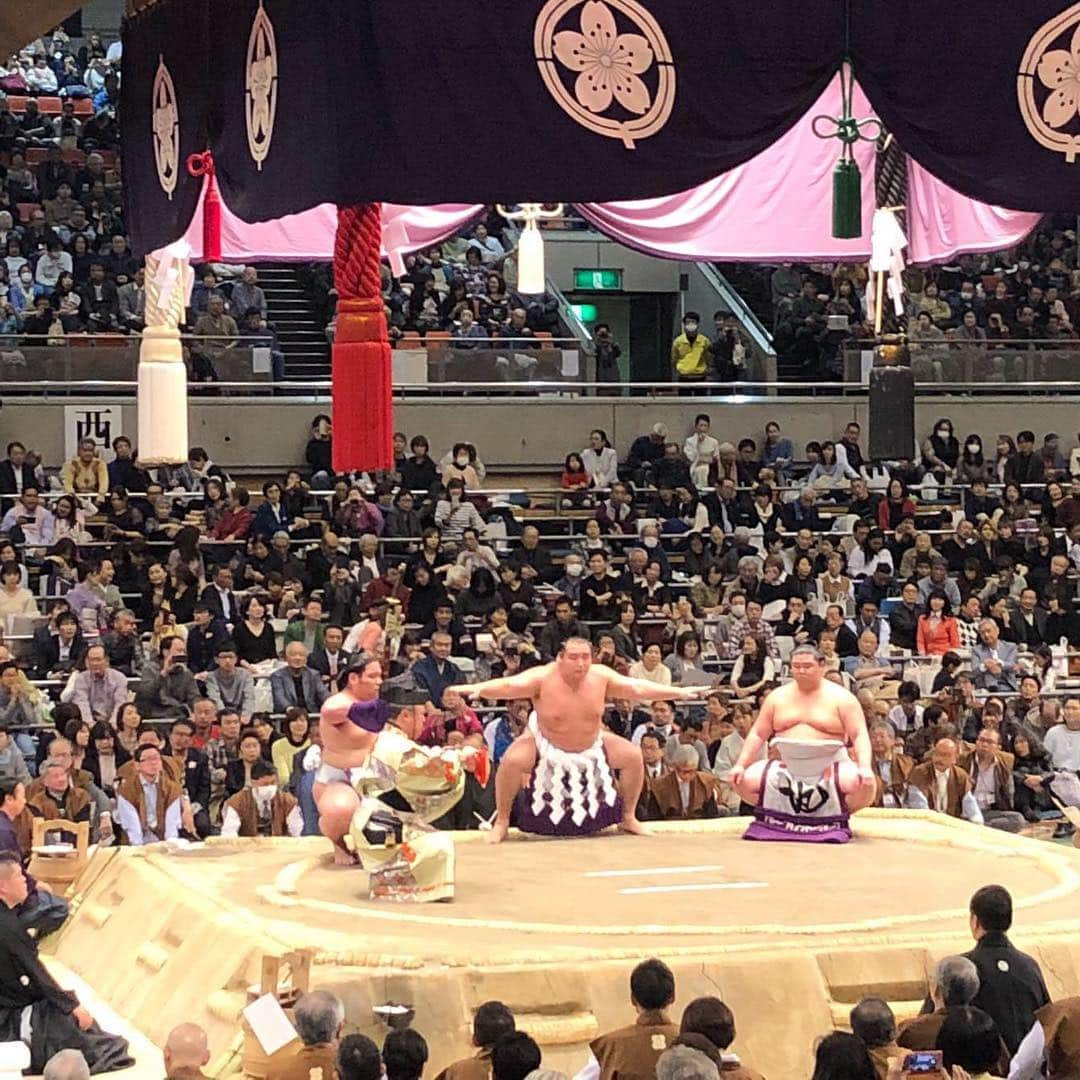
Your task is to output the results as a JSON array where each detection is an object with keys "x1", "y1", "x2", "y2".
[
  {"x1": 0, "y1": 409, "x2": 1074, "y2": 853},
  {"x1": 12, "y1": 883, "x2": 1075, "y2": 1079},
  {"x1": 758, "y1": 224, "x2": 1080, "y2": 379}
]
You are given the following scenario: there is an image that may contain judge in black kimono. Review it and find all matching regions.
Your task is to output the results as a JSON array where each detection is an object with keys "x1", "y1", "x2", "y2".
[{"x1": 0, "y1": 855, "x2": 133, "y2": 1074}]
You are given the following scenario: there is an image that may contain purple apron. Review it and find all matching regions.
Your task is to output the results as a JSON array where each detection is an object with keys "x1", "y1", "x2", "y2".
[{"x1": 743, "y1": 759, "x2": 852, "y2": 843}]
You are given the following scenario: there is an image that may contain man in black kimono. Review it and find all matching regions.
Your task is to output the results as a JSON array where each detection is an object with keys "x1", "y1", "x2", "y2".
[
  {"x1": 0, "y1": 855, "x2": 132, "y2": 1074},
  {"x1": 964, "y1": 883, "x2": 1051, "y2": 1055}
]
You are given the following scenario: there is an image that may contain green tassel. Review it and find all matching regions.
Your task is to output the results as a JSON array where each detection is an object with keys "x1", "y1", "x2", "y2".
[{"x1": 832, "y1": 158, "x2": 862, "y2": 239}]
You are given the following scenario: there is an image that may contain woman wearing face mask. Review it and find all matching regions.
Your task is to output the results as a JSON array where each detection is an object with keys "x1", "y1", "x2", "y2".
[
  {"x1": 441, "y1": 442, "x2": 483, "y2": 489},
  {"x1": 957, "y1": 433, "x2": 994, "y2": 485},
  {"x1": 9, "y1": 259, "x2": 41, "y2": 312},
  {"x1": 921, "y1": 418, "x2": 959, "y2": 483}
]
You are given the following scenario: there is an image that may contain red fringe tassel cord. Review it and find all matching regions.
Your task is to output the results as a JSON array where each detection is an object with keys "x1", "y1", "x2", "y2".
[{"x1": 331, "y1": 202, "x2": 394, "y2": 473}]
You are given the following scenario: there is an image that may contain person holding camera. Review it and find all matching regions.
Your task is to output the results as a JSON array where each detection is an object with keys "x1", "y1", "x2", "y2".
[{"x1": 593, "y1": 323, "x2": 622, "y2": 384}]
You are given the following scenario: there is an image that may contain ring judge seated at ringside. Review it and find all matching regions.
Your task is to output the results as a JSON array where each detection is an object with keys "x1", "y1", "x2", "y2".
[
  {"x1": 0, "y1": 854, "x2": 132, "y2": 1074},
  {"x1": 729, "y1": 645, "x2": 876, "y2": 842}
]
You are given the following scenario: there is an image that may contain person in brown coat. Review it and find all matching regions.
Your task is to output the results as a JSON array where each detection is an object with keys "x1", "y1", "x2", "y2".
[
  {"x1": 644, "y1": 746, "x2": 724, "y2": 820},
  {"x1": 906, "y1": 737, "x2": 983, "y2": 823},
  {"x1": 266, "y1": 990, "x2": 343, "y2": 1080},
  {"x1": 1033, "y1": 996, "x2": 1080, "y2": 1079},
  {"x1": 220, "y1": 761, "x2": 302, "y2": 838},
  {"x1": 114, "y1": 726, "x2": 184, "y2": 786},
  {"x1": 434, "y1": 1001, "x2": 515, "y2": 1080},
  {"x1": 26, "y1": 760, "x2": 92, "y2": 827},
  {"x1": 588, "y1": 959, "x2": 679, "y2": 1080},
  {"x1": 868, "y1": 721, "x2": 914, "y2": 808},
  {"x1": 850, "y1": 997, "x2": 901, "y2": 1080},
  {"x1": 679, "y1": 997, "x2": 763, "y2": 1079},
  {"x1": 114, "y1": 746, "x2": 183, "y2": 845},
  {"x1": 897, "y1": 955, "x2": 1010, "y2": 1075}
]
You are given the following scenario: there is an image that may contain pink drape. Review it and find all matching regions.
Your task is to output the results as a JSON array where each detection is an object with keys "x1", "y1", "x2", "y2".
[
  {"x1": 184, "y1": 194, "x2": 484, "y2": 272},
  {"x1": 576, "y1": 78, "x2": 1040, "y2": 264},
  {"x1": 182, "y1": 77, "x2": 1038, "y2": 268}
]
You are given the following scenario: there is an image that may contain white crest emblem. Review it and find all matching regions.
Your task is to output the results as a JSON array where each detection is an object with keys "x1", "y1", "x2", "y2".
[
  {"x1": 246, "y1": 0, "x2": 278, "y2": 170},
  {"x1": 534, "y1": 0, "x2": 675, "y2": 149},
  {"x1": 151, "y1": 55, "x2": 180, "y2": 200},
  {"x1": 1019, "y1": 3, "x2": 1080, "y2": 163}
]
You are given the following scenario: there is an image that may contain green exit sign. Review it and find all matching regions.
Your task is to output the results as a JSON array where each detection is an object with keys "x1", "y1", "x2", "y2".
[
  {"x1": 570, "y1": 303, "x2": 598, "y2": 322},
  {"x1": 573, "y1": 268, "x2": 622, "y2": 291}
]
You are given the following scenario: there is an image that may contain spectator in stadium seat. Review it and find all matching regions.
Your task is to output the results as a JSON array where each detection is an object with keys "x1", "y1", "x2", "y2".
[
  {"x1": 1043, "y1": 696, "x2": 1080, "y2": 773},
  {"x1": 80, "y1": 261, "x2": 120, "y2": 332},
  {"x1": 917, "y1": 558, "x2": 962, "y2": 613},
  {"x1": 271, "y1": 643, "x2": 328, "y2": 714},
  {"x1": 434, "y1": 479, "x2": 484, "y2": 543},
  {"x1": 538, "y1": 597, "x2": 586, "y2": 661},
  {"x1": 34, "y1": 239, "x2": 72, "y2": 290},
  {"x1": 37, "y1": 147, "x2": 74, "y2": 201},
  {"x1": 399, "y1": 435, "x2": 438, "y2": 495},
  {"x1": 26, "y1": 54, "x2": 58, "y2": 94},
  {"x1": 240, "y1": 307, "x2": 286, "y2": 381},
  {"x1": 582, "y1": 429, "x2": 619, "y2": 490},
  {"x1": 20, "y1": 208, "x2": 55, "y2": 258},
  {"x1": 972, "y1": 618, "x2": 1019, "y2": 693},
  {"x1": 905, "y1": 736, "x2": 983, "y2": 823},
  {"x1": 191, "y1": 295, "x2": 238, "y2": 382},
  {"x1": 582, "y1": 959, "x2": 678, "y2": 1080},
  {"x1": 5, "y1": 152, "x2": 38, "y2": 202},
  {"x1": 189, "y1": 268, "x2": 227, "y2": 317},
  {"x1": 229, "y1": 266, "x2": 268, "y2": 324},
  {"x1": 59, "y1": 438, "x2": 108, "y2": 497},
  {"x1": 596, "y1": 482, "x2": 639, "y2": 535},
  {"x1": 579, "y1": 552, "x2": 621, "y2": 623},
  {"x1": 961, "y1": 728, "x2": 1024, "y2": 832},
  {"x1": 451, "y1": 307, "x2": 487, "y2": 347},
  {"x1": 43, "y1": 181, "x2": 79, "y2": 229},
  {"x1": 1002, "y1": 430, "x2": 1045, "y2": 489},
  {"x1": 916, "y1": 589, "x2": 960, "y2": 655},
  {"x1": 65, "y1": 644, "x2": 127, "y2": 726},
  {"x1": 116, "y1": 263, "x2": 145, "y2": 330}
]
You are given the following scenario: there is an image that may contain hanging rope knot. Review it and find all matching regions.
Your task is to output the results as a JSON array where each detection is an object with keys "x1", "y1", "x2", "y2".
[
  {"x1": 811, "y1": 59, "x2": 881, "y2": 156},
  {"x1": 812, "y1": 110, "x2": 882, "y2": 152},
  {"x1": 186, "y1": 151, "x2": 215, "y2": 178}
]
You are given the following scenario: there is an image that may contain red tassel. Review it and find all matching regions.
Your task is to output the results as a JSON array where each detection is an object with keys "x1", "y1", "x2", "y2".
[
  {"x1": 332, "y1": 298, "x2": 394, "y2": 473},
  {"x1": 186, "y1": 151, "x2": 222, "y2": 262},
  {"x1": 202, "y1": 172, "x2": 222, "y2": 262}
]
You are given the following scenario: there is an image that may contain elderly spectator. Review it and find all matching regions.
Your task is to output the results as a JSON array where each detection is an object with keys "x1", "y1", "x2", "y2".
[
  {"x1": 191, "y1": 295, "x2": 238, "y2": 382},
  {"x1": 972, "y1": 618, "x2": 1019, "y2": 693},
  {"x1": 230, "y1": 266, "x2": 268, "y2": 323},
  {"x1": 271, "y1": 643, "x2": 329, "y2": 713},
  {"x1": 61, "y1": 438, "x2": 109, "y2": 496},
  {"x1": 905, "y1": 736, "x2": 983, "y2": 824},
  {"x1": 62, "y1": 645, "x2": 128, "y2": 727},
  {"x1": 961, "y1": 728, "x2": 1024, "y2": 832}
]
